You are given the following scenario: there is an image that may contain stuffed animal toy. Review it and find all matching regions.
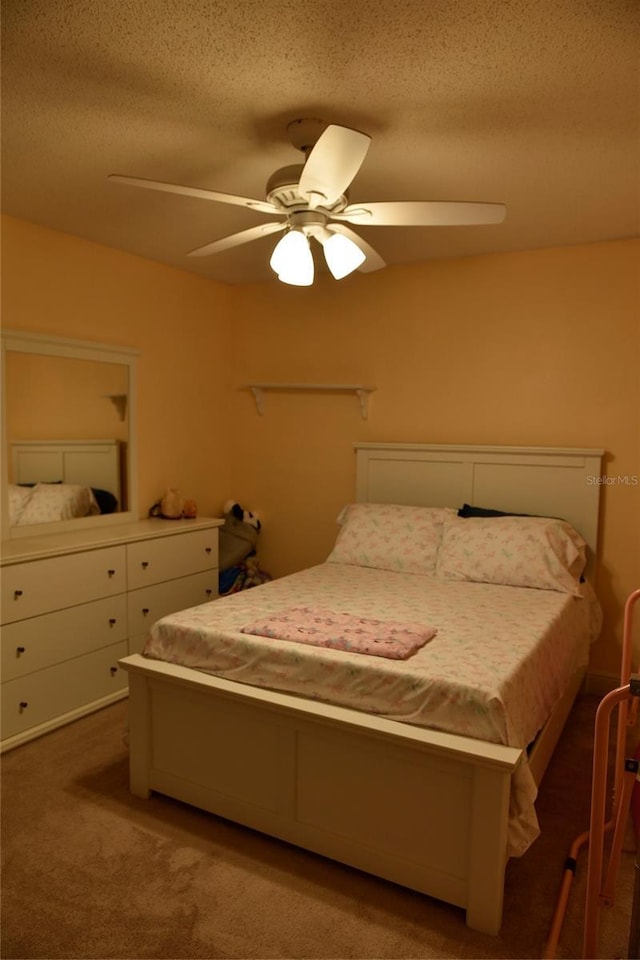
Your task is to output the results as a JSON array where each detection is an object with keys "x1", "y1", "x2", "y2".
[
  {"x1": 222, "y1": 499, "x2": 261, "y2": 530},
  {"x1": 219, "y1": 500, "x2": 262, "y2": 570},
  {"x1": 149, "y1": 488, "x2": 185, "y2": 519},
  {"x1": 149, "y1": 489, "x2": 197, "y2": 520}
]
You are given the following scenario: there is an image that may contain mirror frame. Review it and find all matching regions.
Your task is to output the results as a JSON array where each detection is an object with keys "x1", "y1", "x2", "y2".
[{"x1": 1, "y1": 329, "x2": 139, "y2": 540}]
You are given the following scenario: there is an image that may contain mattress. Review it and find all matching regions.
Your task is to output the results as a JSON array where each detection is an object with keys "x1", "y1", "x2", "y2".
[
  {"x1": 145, "y1": 562, "x2": 600, "y2": 747},
  {"x1": 143, "y1": 562, "x2": 601, "y2": 855}
]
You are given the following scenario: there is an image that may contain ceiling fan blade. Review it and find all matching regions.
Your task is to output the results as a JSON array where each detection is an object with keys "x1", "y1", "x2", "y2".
[
  {"x1": 335, "y1": 200, "x2": 507, "y2": 226},
  {"x1": 108, "y1": 174, "x2": 279, "y2": 216},
  {"x1": 187, "y1": 221, "x2": 286, "y2": 257},
  {"x1": 298, "y1": 125, "x2": 371, "y2": 207},
  {"x1": 326, "y1": 223, "x2": 386, "y2": 273}
]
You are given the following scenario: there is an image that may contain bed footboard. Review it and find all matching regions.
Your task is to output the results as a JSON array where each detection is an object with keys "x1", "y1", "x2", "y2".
[{"x1": 121, "y1": 654, "x2": 521, "y2": 935}]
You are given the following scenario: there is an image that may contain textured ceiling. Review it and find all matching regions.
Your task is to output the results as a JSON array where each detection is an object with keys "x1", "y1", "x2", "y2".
[{"x1": 1, "y1": 0, "x2": 638, "y2": 286}]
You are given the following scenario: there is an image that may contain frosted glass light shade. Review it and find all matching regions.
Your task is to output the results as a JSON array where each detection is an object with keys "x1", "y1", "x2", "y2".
[
  {"x1": 270, "y1": 230, "x2": 314, "y2": 286},
  {"x1": 322, "y1": 232, "x2": 366, "y2": 279}
]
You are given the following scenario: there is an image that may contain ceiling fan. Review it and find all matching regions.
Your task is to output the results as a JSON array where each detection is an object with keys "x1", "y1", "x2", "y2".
[{"x1": 109, "y1": 119, "x2": 506, "y2": 286}]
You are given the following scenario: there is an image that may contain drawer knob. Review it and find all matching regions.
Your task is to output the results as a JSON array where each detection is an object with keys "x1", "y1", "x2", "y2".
[
  {"x1": 142, "y1": 607, "x2": 150, "y2": 616},
  {"x1": 14, "y1": 589, "x2": 23, "y2": 600},
  {"x1": 205, "y1": 547, "x2": 212, "y2": 554},
  {"x1": 16, "y1": 646, "x2": 26, "y2": 656},
  {"x1": 108, "y1": 618, "x2": 117, "y2": 627},
  {"x1": 107, "y1": 569, "x2": 116, "y2": 578},
  {"x1": 110, "y1": 666, "x2": 118, "y2": 676},
  {"x1": 205, "y1": 589, "x2": 212, "y2": 597},
  {"x1": 19, "y1": 701, "x2": 28, "y2": 712},
  {"x1": 141, "y1": 561, "x2": 149, "y2": 569}
]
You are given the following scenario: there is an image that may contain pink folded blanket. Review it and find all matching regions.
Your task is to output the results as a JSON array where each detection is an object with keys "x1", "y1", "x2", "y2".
[{"x1": 240, "y1": 606, "x2": 436, "y2": 660}]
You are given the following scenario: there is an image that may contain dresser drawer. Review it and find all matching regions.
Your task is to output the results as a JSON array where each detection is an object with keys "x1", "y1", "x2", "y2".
[
  {"x1": 127, "y1": 570, "x2": 217, "y2": 640},
  {"x1": 1, "y1": 640, "x2": 128, "y2": 740},
  {"x1": 1, "y1": 546, "x2": 126, "y2": 624},
  {"x1": 126, "y1": 529, "x2": 218, "y2": 590},
  {"x1": 1, "y1": 595, "x2": 128, "y2": 682}
]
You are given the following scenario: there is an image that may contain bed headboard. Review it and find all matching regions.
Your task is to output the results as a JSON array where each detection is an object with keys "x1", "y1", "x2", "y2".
[
  {"x1": 355, "y1": 443, "x2": 604, "y2": 576},
  {"x1": 11, "y1": 440, "x2": 122, "y2": 505}
]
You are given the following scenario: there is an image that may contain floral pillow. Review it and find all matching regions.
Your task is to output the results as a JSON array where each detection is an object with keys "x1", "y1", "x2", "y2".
[
  {"x1": 326, "y1": 503, "x2": 456, "y2": 575},
  {"x1": 8, "y1": 484, "x2": 33, "y2": 525},
  {"x1": 435, "y1": 514, "x2": 587, "y2": 595},
  {"x1": 14, "y1": 483, "x2": 101, "y2": 526}
]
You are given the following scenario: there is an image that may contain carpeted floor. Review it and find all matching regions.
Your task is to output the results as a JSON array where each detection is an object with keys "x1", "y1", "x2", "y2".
[{"x1": 0, "y1": 693, "x2": 635, "y2": 959}]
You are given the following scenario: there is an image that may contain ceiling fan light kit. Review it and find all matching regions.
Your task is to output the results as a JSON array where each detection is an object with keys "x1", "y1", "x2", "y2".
[
  {"x1": 270, "y1": 229, "x2": 314, "y2": 286},
  {"x1": 109, "y1": 119, "x2": 506, "y2": 286},
  {"x1": 320, "y1": 232, "x2": 366, "y2": 279},
  {"x1": 269, "y1": 211, "x2": 367, "y2": 285}
]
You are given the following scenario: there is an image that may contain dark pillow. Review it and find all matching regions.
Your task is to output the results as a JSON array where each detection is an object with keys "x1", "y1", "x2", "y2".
[
  {"x1": 18, "y1": 480, "x2": 62, "y2": 487},
  {"x1": 457, "y1": 503, "x2": 531, "y2": 518},
  {"x1": 91, "y1": 488, "x2": 118, "y2": 514}
]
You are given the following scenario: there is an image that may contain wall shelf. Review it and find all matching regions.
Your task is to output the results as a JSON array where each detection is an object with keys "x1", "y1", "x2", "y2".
[{"x1": 244, "y1": 383, "x2": 376, "y2": 420}]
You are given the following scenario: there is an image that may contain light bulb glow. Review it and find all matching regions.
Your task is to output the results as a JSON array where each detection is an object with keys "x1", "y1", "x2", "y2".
[
  {"x1": 270, "y1": 230, "x2": 314, "y2": 286},
  {"x1": 322, "y1": 232, "x2": 366, "y2": 279}
]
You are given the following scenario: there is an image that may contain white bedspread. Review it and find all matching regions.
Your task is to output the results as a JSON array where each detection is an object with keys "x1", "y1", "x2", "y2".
[{"x1": 143, "y1": 563, "x2": 601, "y2": 855}]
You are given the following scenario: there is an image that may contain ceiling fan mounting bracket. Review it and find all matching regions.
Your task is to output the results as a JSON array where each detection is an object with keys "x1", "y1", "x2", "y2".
[{"x1": 286, "y1": 118, "x2": 329, "y2": 155}]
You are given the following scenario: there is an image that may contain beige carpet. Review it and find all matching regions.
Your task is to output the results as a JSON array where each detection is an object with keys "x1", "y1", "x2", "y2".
[{"x1": 0, "y1": 693, "x2": 635, "y2": 960}]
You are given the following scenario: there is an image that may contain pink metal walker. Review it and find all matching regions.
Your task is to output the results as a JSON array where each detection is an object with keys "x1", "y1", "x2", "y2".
[{"x1": 544, "y1": 588, "x2": 640, "y2": 959}]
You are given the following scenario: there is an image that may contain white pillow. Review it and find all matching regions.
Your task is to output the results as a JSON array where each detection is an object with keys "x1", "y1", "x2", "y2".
[
  {"x1": 435, "y1": 514, "x2": 587, "y2": 595},
  {"x1": 15, "y1": 483, "x2": 100, "y2": 525},
  {"x1": 8, "y1": 484, "x2": 34, "y2": 525},
  {"x1": 326, "y1": 503, "x2": 455, "y2": 575}
]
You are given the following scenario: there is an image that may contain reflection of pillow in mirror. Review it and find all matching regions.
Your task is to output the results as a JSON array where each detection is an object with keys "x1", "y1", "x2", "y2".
[
  {"x1": 326, "y1": 503, "x2": 456, "y2": 574},
  {"x1": 91, "y1": 487, "x2": 118, "y2": 514},
  {"x1": 15, "y1": 484, "x2": 101, "y2": 525},
  {"x1": 435, "y1": 515, "x2": 587, "y2": 595},
  {"x1": 8, "y1": 484, "x2": 34, "y2": 525}
]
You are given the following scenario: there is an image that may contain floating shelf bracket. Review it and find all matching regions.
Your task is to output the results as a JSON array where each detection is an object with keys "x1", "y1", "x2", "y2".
[
  {"x1": 245, "y1": 383, "x2": 376, "y2": 420},
  {"x1": 103, "y1": 393, "x2": 128, "y2": 421}
]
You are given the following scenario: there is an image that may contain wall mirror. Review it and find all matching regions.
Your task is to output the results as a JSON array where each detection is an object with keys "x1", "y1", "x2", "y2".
[{"x1": 1, "y1": 329, "x2": 139, "y2": 540}]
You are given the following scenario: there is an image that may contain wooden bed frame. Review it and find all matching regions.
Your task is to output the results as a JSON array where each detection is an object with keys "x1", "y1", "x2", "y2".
[{"x1": 120, "y1": 443, "x2": 603, "y2": 934}]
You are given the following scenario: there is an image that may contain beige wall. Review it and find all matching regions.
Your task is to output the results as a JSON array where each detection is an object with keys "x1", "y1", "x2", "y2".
[
  {"x1": 231, "y1": 240, "x2": 639, "y2": 678},
  {"x1": 6, "y1": 353, "x2": 130, "y2": 450},
  {"x1": 2, "y1": 215, "x2": 638, "y2": 678},
  {"x1": 1, "y1": 215, "x2": 234, "y2": 516}
]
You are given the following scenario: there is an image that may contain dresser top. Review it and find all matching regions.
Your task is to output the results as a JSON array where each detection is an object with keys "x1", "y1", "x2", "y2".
[{"x1": 1, "y1": 516, "x2": 223, "y2": 565}]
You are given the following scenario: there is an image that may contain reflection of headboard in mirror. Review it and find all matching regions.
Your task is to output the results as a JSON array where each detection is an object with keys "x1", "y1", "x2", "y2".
[
  {"x1": 1, "y1": 329, "x2": 139, "y2": 540},
  {"x1": 12, "y1": 439, "x2": 122, "y2": 499},
  {"x1": 9, "y1": 440, "x2": 123, "y2": 527}
]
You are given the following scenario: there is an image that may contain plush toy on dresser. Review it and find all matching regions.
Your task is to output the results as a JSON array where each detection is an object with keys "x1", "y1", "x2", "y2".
[
  {"x1": 218, "y1": 500, "x2": 271, "y2": 595},
  {"x1": 148, "y1": 489, "x2": 197, "y2": 519}
]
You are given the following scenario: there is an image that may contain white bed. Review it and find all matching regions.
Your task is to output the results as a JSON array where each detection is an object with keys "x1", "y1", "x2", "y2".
[
  {"x1": 9, "y1": 439, "x2": 122, "y2": 525},
  {"x1": 120, "y1": 442, "x2": 603, "y2": 934}
]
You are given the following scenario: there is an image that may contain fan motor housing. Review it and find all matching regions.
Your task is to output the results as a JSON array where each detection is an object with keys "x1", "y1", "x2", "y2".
[
  {"x1": 266, "y1": 164, "x2": 349, "y2": 213},
  {"x1": 266, "y1": 164, "x2": 305, "y2": 207}
]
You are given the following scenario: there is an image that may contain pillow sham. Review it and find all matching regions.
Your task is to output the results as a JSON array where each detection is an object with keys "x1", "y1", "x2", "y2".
[
  {"x1": 435, "y1": 514, "x2": 587, "y2": 595},
  {"x1": 326, "y1": 502, "x2": 456, "y2": 575}
]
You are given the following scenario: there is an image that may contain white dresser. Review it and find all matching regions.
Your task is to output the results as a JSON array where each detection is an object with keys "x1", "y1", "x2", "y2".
[{"x1": 1, "y1": 517, "x2": 222, "y2": 752}]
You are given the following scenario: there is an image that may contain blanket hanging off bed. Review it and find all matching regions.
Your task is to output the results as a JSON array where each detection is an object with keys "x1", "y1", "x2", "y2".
[{"x1": 240, "y1": 606, "x2": 436, "y2": 659}]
